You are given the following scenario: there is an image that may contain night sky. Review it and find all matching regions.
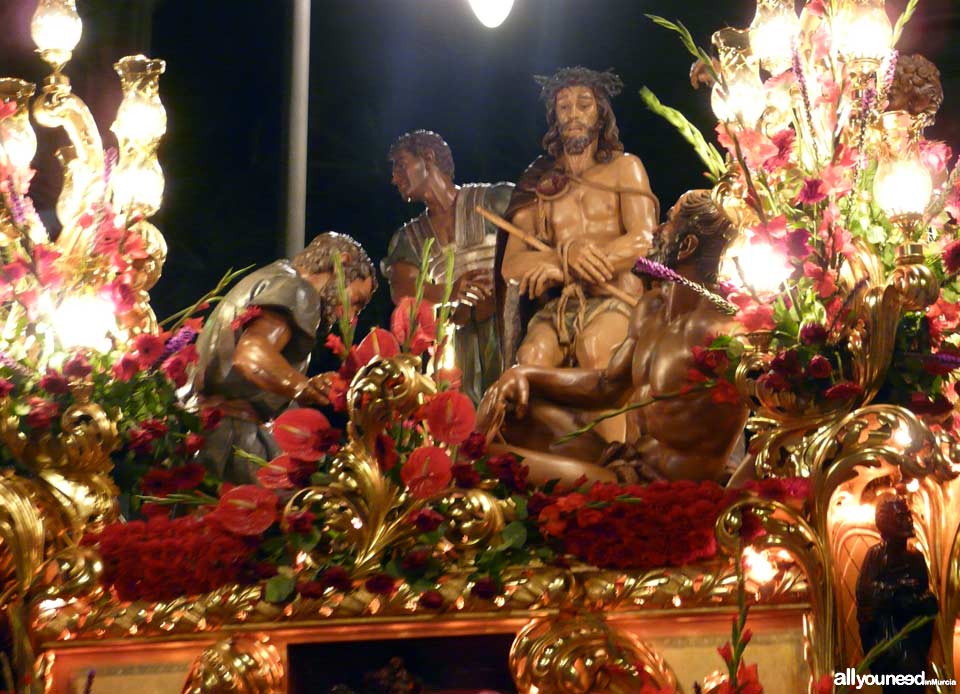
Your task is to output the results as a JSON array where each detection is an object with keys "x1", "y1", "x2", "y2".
[{"x1": 3, "y1": 0, "x2": 960, "y2": 336}]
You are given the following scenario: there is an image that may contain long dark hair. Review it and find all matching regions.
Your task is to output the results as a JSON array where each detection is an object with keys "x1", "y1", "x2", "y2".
[{"x1": 536, "y1": 67, "x2": 625, "y2": 164}]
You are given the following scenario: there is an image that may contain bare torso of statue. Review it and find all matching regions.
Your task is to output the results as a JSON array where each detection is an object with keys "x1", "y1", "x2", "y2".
[
  {"x1": 497, "y1": 69, "x2": 658, "y2": 441},
  {"x1": 481, "y1": 190, "x2": 747, "y2": 486}
]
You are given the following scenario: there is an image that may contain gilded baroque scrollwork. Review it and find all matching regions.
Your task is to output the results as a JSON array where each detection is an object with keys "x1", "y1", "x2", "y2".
[{"x1": 181, "y1": 633, "x2": 285, "y2": 694}]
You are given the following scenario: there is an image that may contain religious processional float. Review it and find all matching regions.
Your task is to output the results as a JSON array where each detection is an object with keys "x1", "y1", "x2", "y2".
[{"x1": 0, "y1": 0, "x2": 959, "y2": 692}]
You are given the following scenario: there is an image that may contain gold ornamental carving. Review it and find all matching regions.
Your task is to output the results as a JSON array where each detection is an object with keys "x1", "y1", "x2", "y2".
[{"x1": 181, "y1": 633, "x2": 285, "y2": 694}]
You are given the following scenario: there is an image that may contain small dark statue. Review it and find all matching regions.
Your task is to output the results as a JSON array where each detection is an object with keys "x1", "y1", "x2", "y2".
[{"x1": 856, "y1": 496, "x2": 939, "y2": 691}]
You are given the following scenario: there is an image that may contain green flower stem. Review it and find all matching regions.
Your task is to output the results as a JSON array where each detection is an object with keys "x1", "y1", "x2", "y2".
[{"x1": 160, "y1": 265, "x2": 254, "y2": 330}]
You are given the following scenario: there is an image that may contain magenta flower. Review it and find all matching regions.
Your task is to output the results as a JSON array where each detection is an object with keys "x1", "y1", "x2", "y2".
[{"x1": 796, "y1": 178, "x2": 827, "y2": 205}]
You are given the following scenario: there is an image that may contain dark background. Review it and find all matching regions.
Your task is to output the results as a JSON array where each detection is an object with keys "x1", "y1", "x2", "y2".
[{"x1": 2, "y1": 0, "x2": 959, "y2": 333}]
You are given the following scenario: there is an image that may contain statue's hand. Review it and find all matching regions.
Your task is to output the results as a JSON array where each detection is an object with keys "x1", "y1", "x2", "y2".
[
  {"x1": 477, "y1": 367, "x2": 531, "y2": 436},
  {"x1": 567, "y1": 240, "x2": 615, "y2": 285},
  {"x1": 296, "y1": 373, "x2": 333, "y2": 407},
  {"x1": 452, "y1": 269, "x2": 493, "y2": 306},
  {"x1": 519, "y1": 263, "x2": 563, "y2": 299}
]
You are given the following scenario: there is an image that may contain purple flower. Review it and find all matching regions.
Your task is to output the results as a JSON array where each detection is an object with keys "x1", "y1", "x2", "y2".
[
  {"x1": 160, "y1": 327, "x2": 198, "y2": 361},
  {"x1": 7, "y1": 182, "x2": 25, "y2": 226}
]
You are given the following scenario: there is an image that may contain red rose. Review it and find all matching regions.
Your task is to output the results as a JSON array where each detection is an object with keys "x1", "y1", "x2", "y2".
[
  {"x1": 824, "y1": 381, "x2": 863, "y2": 400},
  {"x1": 401, "y1": 446, "x2": 453, "y2": 499},
  {"x1": 770, "y1": 349, "x2": 801, "y2": 375},
  {"x1": 26, "y1": 397, "x2": 59, "y2": 429},
  {"x1": 471, "y1": 577, "x2": 499, "y2": 599},
  {"x1": 452, "y1": 462, "x2": 481, "y2": 488},
  {"x1": 460, "y1": 431, "x2": 487, "y2": 459},
  {"x1": 39, "y1": 369, "x2": 68, "y2": 394},
  {"x1": 0, "y1": 378, "x2": 14, "y2": 397},
  {"x1": 418, "y1": 590, "x2": 444, "y2": 609},
  {"x1": 180, "y1": 432, "x2": 205, "y2": 455},
  {"x1": 799, "y1": 322, "x2": 828, "y2": 345},
  {"x1": 62, "y1": 353, "x2": 92, "y2": 379},
  {"x1": 423, "y1": 391, "x2": 476, "y2": 445},
  {"x1": 806, "y1": 354, "x2": 832, "y2": 379},
  {"x1": 272, "y1": 408, "x2": 334, "y2": 461},
  {"x1": 319, "y1": 565, "x2": 353, "y2": 592},
  {"x1": 400, "y1": 547, "x2": 431, "y2": 574},
  {"x1": 412, "y1": 507, "x2": 444, "y2": 533},
  {"x1": 364, "y1": 573, "x2": 396, "y2": 595},
  {"x1": 210, "y1": 485, "x2": 278, "y2": 536},
  {"x1": 296, "y1": 580, "x2": 327, "y2": 598}
]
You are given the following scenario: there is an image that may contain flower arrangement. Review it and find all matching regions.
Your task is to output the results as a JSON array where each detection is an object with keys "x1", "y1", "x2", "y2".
[{"x1": 638, "y1": 1, "x2": 960, "y2": 430}]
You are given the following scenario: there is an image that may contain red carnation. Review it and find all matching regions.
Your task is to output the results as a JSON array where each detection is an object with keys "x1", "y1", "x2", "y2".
[
  {"x1": 460, "y1": 431, "x2": 487, "y2": 460},
  {"x1": 401, "y1": 446, "x2": 453, "y2": 499},
  {"x1": 26, "y1": 397, "x2": 59, "y2": 429},
  {"x1": 401, "y1": 547, "x2": 431, "y2": 574},
  {"x1": 161, "y1": 352, "x2": 190, "y2": 387},
  {"x1": 799, "y1": 322, "x2": 828, "y2": 346},
  {"x1": 0, "y1": 378, "x2": 14, "y2": 397},
  {"x1": 132, "y1": 333, "x2": 165, "y2": 368},
  {"x1": 112, "y1": 353, "x2": 140, "y2": 381},
  {"x1": 272, "y1": 408, "x2": 334, "y2": 461},
  {"x1": 364, "y1": 573, "x2": 396, "y2": 595},
  {"x1": 423, "y1": 391, "x2": 476, "y2": 445},
  {"x1": 211, "y1": 485, "x2": 278, "y2": 536},
  {"x1": 943, "y1": 239, "x2": 960, "y2": 275},
  {"x1": 171, "y1": 462, "x2": 206, "y2": 491},
  {"x1": 452, "y1": 462, "x2": 481, "y2": 488}
]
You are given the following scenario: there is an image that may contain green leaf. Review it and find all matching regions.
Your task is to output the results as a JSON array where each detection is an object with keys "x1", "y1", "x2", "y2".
[
  {"x1": 511, "y1": 495, "x2": 529, "y2": 520},
  {"x1": 499, "y1": 521, "x2": 528, "y2": 551},
  {"x1": 892, "y1": 0, "x2": 920, "y2": 45},
  {"x1": 865, "y1": 224, "x2": 887, "y2": 245},
  {"x1": 639, "y1": 87, "x2": 726, "y2": 182},
  {"x1": 264, "y1": 574, "x2": 296, "y2": 603},
  {"x1": 294, "y1": 529, "x2": 321, "y2": 552}
]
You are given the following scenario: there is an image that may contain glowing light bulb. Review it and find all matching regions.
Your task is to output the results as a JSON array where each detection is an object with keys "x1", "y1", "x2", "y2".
[
  {"x1": 113, "y1": 93, "x2": 166, "y2": 144},
  {"x1": 874, "y1": 152, "x2": 933, "y2": 220},
  {"x1": 749, "y1": 0, "x2": 800, "y2": 75},
  {"x1": 721, "y1": 238, "x2": 793, "y2": 295},
  {"x1": 51, "y1": 294, "x2": 117, "y2": 352},
  {"x1": 711, "y1": 28, "x2": 765, "y2": 126},
  {"x1": 833, "y1": 0, "x2": 892, "y2": 66},
  {"x1": 111, "y1": 158, "x2": 164, "y2": 215},
  {"x1": 31, "y1": 0, "x2": 82, "y2": 63},
  {"x1": 742, "y1": 546, "x2": 778, "y2": 585},
  {"x1": 892, "y1": 425, "x2": 912, "y2": 449},
  {"x1": 467, "y1": 0, "x2": 514, "y2": 28},
  {"x1": 905, "y1": 478, "x2": 920, "y2": 493}
]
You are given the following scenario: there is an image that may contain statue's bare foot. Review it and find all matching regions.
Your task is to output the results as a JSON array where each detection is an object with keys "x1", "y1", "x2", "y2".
[{"x1": 597, "y1": 442, "x2": 665, "y2": 484}]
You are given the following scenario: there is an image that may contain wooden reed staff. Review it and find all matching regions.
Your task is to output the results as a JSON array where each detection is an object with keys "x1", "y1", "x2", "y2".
[{"x1": 474, "y1": 206, "x2": 638, "y2": 308}]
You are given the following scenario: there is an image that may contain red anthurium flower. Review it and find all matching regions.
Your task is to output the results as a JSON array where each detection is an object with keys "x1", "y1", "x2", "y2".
[
  {"x1": 211, "y1": 485, "x2": 278, "y2": 536},
  {"x1": 271, "y1": 408, "x2": 333, "y2": 461},
  {"x1": 352, "y1": 327, "x2": 401, "y2": 369},
  {"x1": 423, "y1": 391, "x2": 476, "y2": 445},
  {"x1": 256, "y1": 454, "x2": 298, "y2": 490},
  {"x1": 401, "y1": 446, "x2": 453, "y2": 499}
]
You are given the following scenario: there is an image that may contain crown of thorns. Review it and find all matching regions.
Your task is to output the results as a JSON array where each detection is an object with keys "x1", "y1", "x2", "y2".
[{"x1": 534, "y1": 67, "x2": 624, "y2": 104}]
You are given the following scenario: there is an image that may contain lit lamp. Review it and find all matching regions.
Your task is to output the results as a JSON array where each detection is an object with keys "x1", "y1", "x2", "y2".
[
  {"x1": 720, "y1": 236, "x2": 793, "y2": 295},
  {"x1": 711, "y1": 28, "x2": 766, "y2": 127},
  {"x1": 110, "y1": 55, "x2": 167, "y2": 218},
  {"x1": 832, "y1": 0, "x2": 892, "y2": 73},
  {"x1": 749, "y1": 0, "x2": 799, "y2": 76},
  {"x1": 0, "y1": 79, "x2": 38, "y2": 174},
  {"x1": 873, "y1": 144, "x2": 932, "y2": 232},
  {"x1": 30, "y1": 0, "x2": 83, "y2": 73},
  {"x1": 50, "y1": 293, "x2": 118, "y2": 352},
  {"x1": 466, "y1": 0, "x2": 514, "y2": 28}
]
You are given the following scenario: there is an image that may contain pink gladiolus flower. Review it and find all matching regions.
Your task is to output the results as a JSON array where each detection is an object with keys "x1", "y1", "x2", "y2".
[{"x1": 796, "y1": 178, "x2": 827, "y2": 205}]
